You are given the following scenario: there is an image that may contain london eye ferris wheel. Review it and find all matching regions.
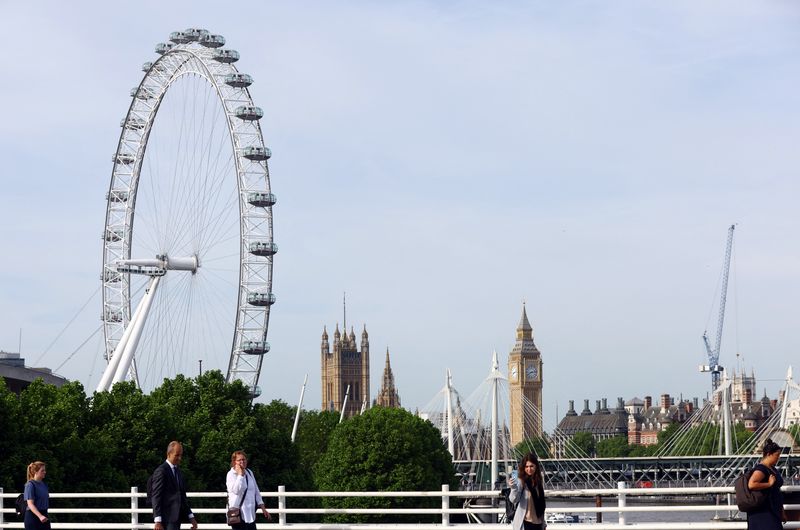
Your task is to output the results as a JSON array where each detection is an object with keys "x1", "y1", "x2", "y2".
[{"x1": 98, "y1": 29, "x2": 276, "y2": 398}]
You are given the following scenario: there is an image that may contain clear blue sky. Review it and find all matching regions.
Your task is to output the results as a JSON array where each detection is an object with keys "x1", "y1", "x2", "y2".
[{"x1": 1, "y1": 1, "x2": 798, "y2": 431}]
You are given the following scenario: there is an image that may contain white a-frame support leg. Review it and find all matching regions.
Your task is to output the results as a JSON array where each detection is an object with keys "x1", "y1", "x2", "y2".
[{"x1": 96, "y1": 275, "x2": 161, "y2": 392}]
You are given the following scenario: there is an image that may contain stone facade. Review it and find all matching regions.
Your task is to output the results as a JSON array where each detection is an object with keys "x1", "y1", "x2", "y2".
[
  {"x1": 374, "y1": 348, "x2": 401, "y2": 408},
  {"x1": 321, "y1": 324, "x2": 370, "y2": 417},
  {"x1": 507, "y1": 304, "x2": 543, "y2": 445},
  {"x1": 554, "y1": 398, "x2": 628, "y2": 456}
]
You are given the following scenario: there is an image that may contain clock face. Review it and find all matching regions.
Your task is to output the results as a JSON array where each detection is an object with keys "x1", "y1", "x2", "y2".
[
  {"x1": 525, "y1": 363, "x2": 538, "y2": 381},
  {"x1": 510, "y1": 365, "x2": 518, "y2": 381}
]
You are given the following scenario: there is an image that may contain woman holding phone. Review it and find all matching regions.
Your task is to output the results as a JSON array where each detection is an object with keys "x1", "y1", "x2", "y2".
[
  {"x1": 508, "y1": 453, "x2": 546, "y2": 530},
  {"x1": 226, "y1": 451, "x2": 271, "y2": 530}
]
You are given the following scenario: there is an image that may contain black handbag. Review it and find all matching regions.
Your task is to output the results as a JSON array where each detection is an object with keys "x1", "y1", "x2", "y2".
[{"x1": 226, "y1": 473, "x2": 249, "y2": 526}]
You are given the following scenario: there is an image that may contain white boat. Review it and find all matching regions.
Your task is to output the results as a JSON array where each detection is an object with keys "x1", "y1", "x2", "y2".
[{"x1": 545, "y1": 512, "x2": 597, "y2": 524}]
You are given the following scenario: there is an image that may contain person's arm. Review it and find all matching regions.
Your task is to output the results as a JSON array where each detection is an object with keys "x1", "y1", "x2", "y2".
[
  {"x1": 748, "y1": 468, "x2": 776, "y2": 491},
  {"x1": 152, "y1": 466, "x2": 165, "y2": 528},
  {"x1": 508, "y1": 478, "x2": 523, "y2": 504},
  {"x1": 227, "y1": 470, "x2": 247, "y2": 496},
  {"x1": 250, "y1": 471, "x2": 271, "y2": 520}
]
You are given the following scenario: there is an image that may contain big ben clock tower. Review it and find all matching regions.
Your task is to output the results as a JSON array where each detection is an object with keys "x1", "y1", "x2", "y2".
[{"x1": 508, "y1": 303, "x2": 543, "y2": 445}]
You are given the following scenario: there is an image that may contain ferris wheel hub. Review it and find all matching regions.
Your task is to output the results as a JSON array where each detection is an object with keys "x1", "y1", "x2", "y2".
[{"x1": 115, "y1": 254, "x2": 199, "y2": 276}]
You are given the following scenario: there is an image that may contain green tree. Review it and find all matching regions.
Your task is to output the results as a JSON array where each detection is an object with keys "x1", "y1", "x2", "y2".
[
  {"x1": 566, "y1": 432, "x2": 595, "y2": 458},
  {"x1": 0, "y1": 378, "x2": 24, "y2": 489},
  {"x1": 513, "y1": 435, "x2": 551, "y2": 459},
  {"x1": 315, "y1": 407, "x2": 456, "y2": 522},
  {"x1": 595, "y1": 436, "x2": 630, "y2": 458},
  {"x1": 295, "y1": 409, "x2": 340, "y2": 485}
]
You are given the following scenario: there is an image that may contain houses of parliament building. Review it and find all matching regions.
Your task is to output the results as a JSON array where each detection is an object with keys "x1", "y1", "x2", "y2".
[{"x1": 321, "y1": 322, "x2": 401, "y2": 417}]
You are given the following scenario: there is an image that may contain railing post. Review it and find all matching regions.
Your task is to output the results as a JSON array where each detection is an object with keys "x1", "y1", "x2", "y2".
[
  {"x1": 278, "y1": 485, "x2": 286, "y2": 526},
  {"x1": 0, "y1": 487, "x2": 4, "y2": 526},
  {"x1": 617, "y1": 481, "x2": 627, "y2": 525},
  {"x1": 442, "y1": 484, "x2": 450, "y2": 526},
  {"x1": 131, "y1": 486, "x2": 139, "y2": 530}
]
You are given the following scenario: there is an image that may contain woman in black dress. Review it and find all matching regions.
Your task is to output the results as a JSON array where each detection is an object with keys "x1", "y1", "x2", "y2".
[{"x1": 747, "y1": 438, "x2": 785, "y2": 529}]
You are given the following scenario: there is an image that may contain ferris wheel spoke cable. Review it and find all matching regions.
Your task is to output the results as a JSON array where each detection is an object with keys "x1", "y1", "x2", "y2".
[
  {"x1": 194, "y1": 179, "x2": 239, "y2": 254},
  {"x1": 34, "y1": 285, "x2": 102, "y2": 364}
]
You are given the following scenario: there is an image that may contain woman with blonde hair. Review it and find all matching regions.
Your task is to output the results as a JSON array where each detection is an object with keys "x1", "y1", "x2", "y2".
[
  {"x1": 226, "y1": 451, "x2": 270, "y2": 529},
  {"x1": 23, "y1": 461, "x2": 50, "y2": 530}
]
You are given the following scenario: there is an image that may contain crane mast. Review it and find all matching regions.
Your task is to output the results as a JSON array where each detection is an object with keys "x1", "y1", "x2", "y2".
[{"x1": 700, "y1": 224, "x2": 735, "y2": 391}]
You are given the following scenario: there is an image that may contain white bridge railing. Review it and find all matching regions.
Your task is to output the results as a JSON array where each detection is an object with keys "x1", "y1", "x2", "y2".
[{"x1": 2, "y1": 484, "x2": 800, "y2": 530}]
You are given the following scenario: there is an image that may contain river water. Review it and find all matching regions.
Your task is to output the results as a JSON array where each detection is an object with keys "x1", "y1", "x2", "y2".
[{"x1": 545, "y1": 499, "x2": 745, "y2": 525}]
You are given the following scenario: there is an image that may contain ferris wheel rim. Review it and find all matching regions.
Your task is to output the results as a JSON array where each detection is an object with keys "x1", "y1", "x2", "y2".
[{"x1": 100, "y1": 30, "x2": 275, "y2": 396}]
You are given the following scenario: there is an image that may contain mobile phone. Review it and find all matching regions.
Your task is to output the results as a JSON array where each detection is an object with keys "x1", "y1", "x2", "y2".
[{"x1": 511, "y1": 469, "x2": 518, "y2": 481}]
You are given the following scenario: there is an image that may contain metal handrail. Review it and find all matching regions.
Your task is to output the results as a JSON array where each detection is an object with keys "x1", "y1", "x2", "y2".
[{"x1": 1, "y1": 484, "x2": 800, "y2": 530}]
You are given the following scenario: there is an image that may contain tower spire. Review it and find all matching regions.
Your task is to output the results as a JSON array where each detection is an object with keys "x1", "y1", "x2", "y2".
[{"x1": 343, "y1": 291, "x2": 346, "y2": 332}]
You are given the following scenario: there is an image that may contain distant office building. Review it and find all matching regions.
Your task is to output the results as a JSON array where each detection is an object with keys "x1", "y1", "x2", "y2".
[
  {"x1": 321, "y1": 324, "x2": 370, "y2": 417},
  {"x1": 507, "y1": 304, "x2": 543, "y2": 445},
  {"x1": 0, "y1": 351, "x2": 68, "y2": 394},
  {"x1": 626, "y1": 394, "x2": 695, "y2": 445},
  {"x1": 374, "y1": 348, "x2": 401, "y2": 408}
]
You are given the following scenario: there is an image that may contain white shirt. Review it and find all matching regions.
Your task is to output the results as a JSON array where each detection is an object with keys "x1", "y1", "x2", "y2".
[{"x1": 226, "y1": 468, "x2": 264, "y2": 524}]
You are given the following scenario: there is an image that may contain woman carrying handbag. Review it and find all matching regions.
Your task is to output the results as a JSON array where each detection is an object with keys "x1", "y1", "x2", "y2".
[{"x1": 226, "y1": 451, "x2": 271, "y2": 529}]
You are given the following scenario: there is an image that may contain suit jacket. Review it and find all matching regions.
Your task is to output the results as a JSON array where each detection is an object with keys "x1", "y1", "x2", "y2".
[{"x1": 152, "y1": 461, "x2": 192, "y2": 524}]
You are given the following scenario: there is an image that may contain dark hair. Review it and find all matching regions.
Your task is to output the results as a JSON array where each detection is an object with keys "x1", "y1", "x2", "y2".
[
  {"x1": 518, "y1": 452, "x2": 544, "y2": 488},
  {"x1": 762, "y1": 438, "x2": 781, "y2": 457}
]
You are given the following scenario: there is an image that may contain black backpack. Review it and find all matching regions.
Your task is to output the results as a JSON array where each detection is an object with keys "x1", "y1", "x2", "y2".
[
  {"x1": 14, "y1": 493, "x2": 26, "y2": 518},
  {"x1": 500, "y1": 487, "x2": 517, "y2": 522},
  {"x1": 734, "y1": 467, "x2": 768, "y2": 513},
  {"x1": 145, "y1": 473, "x2": 155, "y2": 508}
]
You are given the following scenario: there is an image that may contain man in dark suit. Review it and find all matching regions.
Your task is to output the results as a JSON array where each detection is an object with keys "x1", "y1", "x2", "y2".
[{"x1": 152, "y1": 441, "x2": 198, "y2": 530}]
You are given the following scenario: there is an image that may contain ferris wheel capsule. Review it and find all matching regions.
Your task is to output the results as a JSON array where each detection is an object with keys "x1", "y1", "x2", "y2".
[
  {"x1": 199, "y1": 34, "x2": 225, "y2": 48},
  {"x1": 213, "y1": 49, "x2": 240, "y2": 63},
  {"x1": 243, "y1": 146, "x2": 271, "y2": 161},
  {"x1": 169, "y1": 31, "x2": 188, "y2": 44},
  {"x1": 183, "y1": 28, "x2": 209, "y2": 42},
  {"x1": 225, "y1": 73, "x2": 253, "y2": 88},
  {"x1": 241, "y1": 341, "x2": 270, "y2": 355},
  {"x1": 155, "y1": 42, "x2": 174, "y2": 55},
  {"x1": 249, "y1": 241, "x2": 278, "y2": 256},
  {"x1": 247, "y1": 292, "x2": 276, "y2": 306},
  {"x1": 247, "y1": 192, "x2": 277, "y2": 207},
  {"x1": 235, "y1": 105, "x2": 263, "y2": 121}
]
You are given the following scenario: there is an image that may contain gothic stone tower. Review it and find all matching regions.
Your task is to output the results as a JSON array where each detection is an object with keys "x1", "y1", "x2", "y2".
[
  {"x1": 321, "y1": 324, "x2": 370, "y2": 417},
  {"x1": 508, "y1": 304, "x2": 543, "y2": 445},
  {"x1": 374, "y1": 348, "x2": 401, "y2": 408}
]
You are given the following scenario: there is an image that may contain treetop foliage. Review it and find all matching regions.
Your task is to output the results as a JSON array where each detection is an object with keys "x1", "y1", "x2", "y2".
[{"x1": 0, "y1": 373, "x2": 455, "y2": 504}]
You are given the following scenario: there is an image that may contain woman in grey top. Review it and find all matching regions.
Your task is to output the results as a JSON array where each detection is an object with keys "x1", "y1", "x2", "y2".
[{"x1": 508, "y1": 453, "x2": 546, "y2": 530}]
